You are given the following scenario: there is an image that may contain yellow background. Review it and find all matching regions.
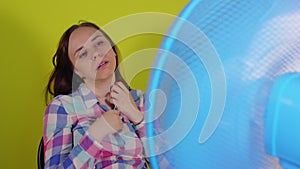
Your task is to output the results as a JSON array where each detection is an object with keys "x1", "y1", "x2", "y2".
[{"x1": 0, "y1": 0, "x2": 189, "y2": 168}]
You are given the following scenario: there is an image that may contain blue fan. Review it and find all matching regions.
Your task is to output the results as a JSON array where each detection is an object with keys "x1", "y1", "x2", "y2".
[
  {"x1": 145, "y1": 0, "x2": 300, "y2": 168},
  {"x1": 265, "y1": 73, "x2": 300, "y2": 169}
]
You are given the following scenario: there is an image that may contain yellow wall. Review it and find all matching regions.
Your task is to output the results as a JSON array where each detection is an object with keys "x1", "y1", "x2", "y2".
[{"x1": 0, "y1": 0, "x2": 189, "y2": 168}]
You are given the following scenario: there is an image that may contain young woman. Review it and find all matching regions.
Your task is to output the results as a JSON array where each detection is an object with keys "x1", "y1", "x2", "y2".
[{"x1": 43, "y1": 22, "x2": 148, "y2": 169}]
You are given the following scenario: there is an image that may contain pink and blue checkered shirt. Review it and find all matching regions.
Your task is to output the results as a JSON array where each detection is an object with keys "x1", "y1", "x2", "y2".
[{"x1": 43, "y1": 83, "x2": 151, "y2": 169}]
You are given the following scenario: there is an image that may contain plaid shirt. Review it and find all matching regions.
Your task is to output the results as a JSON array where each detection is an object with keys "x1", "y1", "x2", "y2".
[{"x1": 43, "y1": 83, "x2": 148, "y2": 169}]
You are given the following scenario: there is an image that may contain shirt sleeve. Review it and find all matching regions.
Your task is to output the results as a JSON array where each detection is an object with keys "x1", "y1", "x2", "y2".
[
  {"x1": 132, "y1": 90, "x2": 146, "y2": 138},
  {"x1": 132, "y1": 91, "x2": 170, "y2": 169},
  {"x1": 43, "y1": 96, "x2": 103, "y2": 169}
]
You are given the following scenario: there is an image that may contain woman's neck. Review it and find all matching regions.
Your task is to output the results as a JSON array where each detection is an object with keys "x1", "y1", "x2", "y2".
[{"x1": 85, "y1": 75, "x2": 115, "y2": 99}]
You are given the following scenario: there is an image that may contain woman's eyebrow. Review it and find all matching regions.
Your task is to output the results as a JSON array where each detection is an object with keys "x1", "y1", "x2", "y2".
[
  {"x1": 74, "y1": 46, "x2": 83, "y2": 56},
  {"x1": 73, "y1": 35, "x2": 102, "y2": 56},
  {"x1": 91, "y1": 34, "x2": 102, "y2": 41}
]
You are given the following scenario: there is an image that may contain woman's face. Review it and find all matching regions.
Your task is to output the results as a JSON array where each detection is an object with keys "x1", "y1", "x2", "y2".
[{"x1": 68, "y1": 26, "x2": 117, "y2": 83}]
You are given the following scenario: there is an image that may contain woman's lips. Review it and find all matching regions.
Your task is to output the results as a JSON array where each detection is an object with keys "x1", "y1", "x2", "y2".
[{"x1": 97, "y1": 61, "x2": 109, "y2": 70}]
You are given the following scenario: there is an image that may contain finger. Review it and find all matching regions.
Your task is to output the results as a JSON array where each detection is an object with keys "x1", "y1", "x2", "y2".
[
  {"x1": 109, "y1": 97, "x2": 117, "y2": 105},
  {"x1": 109, "y1": 85, "x2": 118, "y2": 97},
  {"x1": 108, "y1": 96, "x2": 118, "y2": 110},
  {"x1": 107, "y1": 109, "x2": 117, "y2": 115},
  {"x1": 111, "y1": 85, "x2": 124, "y2": 97},
  {"x1": 115, "y1": 81, "x2": 128, "y2": 92},
  {"x1": 109, "y1": 95, "x2": 118, "y2": 109},
  {"x1": 110, "y1": 91, "x2": 118, "y2": 100},
  {"x1": 110, "y1": 84, "x2": 121, "y2": 94},
  {"x1": 111, "y1": 82, "x2": 125, "y2": 94},
  {"x1": 112, "y1": 110, "x2": 119, "y2": 115},
  {"x1": 104, "y1": 97, "x2": 114, "y2": 110}
]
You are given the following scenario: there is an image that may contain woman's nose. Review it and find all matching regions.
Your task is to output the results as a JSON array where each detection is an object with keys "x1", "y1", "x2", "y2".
[{"x1": 91, "y1": 52, "x2": 103, "y2": 60}]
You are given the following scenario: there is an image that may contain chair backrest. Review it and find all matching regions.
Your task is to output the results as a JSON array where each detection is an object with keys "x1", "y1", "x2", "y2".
[{"x1": 37, "y1": 137, "x2": 44, "y2": 169}]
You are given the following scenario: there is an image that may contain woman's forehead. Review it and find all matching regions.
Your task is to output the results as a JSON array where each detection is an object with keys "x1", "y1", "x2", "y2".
[{"x1": 69, "y1": 28, "x2": 104, "y2": 56}]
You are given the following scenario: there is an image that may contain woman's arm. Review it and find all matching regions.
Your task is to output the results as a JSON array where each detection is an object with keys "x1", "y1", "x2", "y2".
[
  {"x1": 133, "y1": 92, "x2": 170, "y2": 169},
  {"x1": 132, "y1": 91, "x2": 146, "y2": 138},
  {"x1": 43, "y1": 97, "x2": 121, "y2": 169}
]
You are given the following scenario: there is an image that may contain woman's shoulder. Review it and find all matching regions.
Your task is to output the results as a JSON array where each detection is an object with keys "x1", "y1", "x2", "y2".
[
  {"x1": 48, "y1": 93, "x2": 76, "y2": 104},
  {"x1": 46, "y1": 91, "x2": 82, "y2": 112}
]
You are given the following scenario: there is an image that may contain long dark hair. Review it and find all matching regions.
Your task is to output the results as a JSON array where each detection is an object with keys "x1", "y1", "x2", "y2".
[{"x1": 45, "y1": 21, "x2": 128, "y2": 104}]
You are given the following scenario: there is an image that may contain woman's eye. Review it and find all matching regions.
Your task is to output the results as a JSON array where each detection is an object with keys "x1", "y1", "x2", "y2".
[
  {"x1": 78, "y1": 50, "x2": 87, "y2": 58},
  {"x1": 96, "y1": 41, "x2": 104, "y2": 47}
]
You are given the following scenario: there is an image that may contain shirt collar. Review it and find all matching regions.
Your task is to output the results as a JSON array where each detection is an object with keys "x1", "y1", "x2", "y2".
[
  {"x1": 77, "y1": 83, "x2": 99, "y2": 109},
  {"x1": 76, "y1": 83, "x2": 142, "y2": 109}
]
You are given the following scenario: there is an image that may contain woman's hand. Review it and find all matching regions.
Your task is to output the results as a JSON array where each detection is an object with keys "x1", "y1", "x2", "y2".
[
  {"x1": 88, "y1": 110, "x2": 123, "y2": 143},
  {"x1": 100, "y1": 110, "x2": 123, "y2": 134},
  {"x1": 110, "y1": 81, "x2": 144, "y2": 125}
]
